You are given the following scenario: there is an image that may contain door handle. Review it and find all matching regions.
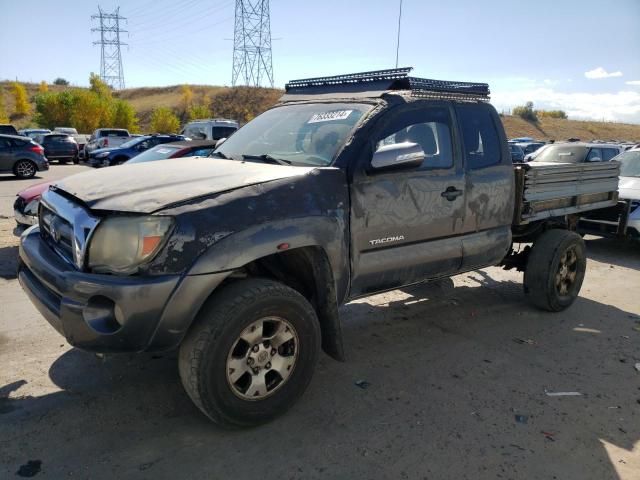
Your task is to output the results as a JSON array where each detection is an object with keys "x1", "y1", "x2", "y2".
[{"x1": 441, "y1": 186, "x2": 463, "y2": 201}]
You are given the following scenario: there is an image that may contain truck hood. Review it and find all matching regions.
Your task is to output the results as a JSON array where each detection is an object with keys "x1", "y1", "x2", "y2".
[
  {"x1": 53, "y1": 157, "x2": 316, "y2": 213},
  {"x1": 619, "y1": 176, "x2": 640, "y2": 200}
]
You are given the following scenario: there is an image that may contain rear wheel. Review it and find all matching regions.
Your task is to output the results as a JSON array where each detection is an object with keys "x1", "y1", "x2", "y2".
[
  {"x1": 13, "y1": 160, "x2": 37, "y2": 179},
  {"x1": 178, "y1": 278, "x2": 321, "y2": 427},
  {"x1": 524, "y1": 230, "x2": 586, "y2": 311}
]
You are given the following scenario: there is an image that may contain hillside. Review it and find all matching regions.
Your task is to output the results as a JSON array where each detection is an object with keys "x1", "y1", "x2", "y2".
[{"x1": 2, "y1": 81, "x2": 640, "y2": 142}]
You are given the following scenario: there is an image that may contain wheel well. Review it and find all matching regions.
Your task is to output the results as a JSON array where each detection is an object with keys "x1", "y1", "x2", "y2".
[{"x1": 222, "y1": 247, "x2": 345, "y2": 361}]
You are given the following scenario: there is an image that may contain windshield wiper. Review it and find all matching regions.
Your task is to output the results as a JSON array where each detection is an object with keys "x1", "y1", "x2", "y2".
[
  {"x1": 242, "y1": 154, "x2": 292, "y2": 166},
  {"x1": 209, "y1": 151, "x2": 230, "y2": 159}
]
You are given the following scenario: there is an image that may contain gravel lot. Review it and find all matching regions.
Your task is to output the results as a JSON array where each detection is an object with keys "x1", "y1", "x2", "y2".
[{"x1": 0, "y1": 166, "x2": 638, "y2": 479}]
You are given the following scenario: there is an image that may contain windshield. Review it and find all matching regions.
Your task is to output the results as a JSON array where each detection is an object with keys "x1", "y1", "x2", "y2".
[
  {"x1": 216, "y1": 103, "x2": 373, "y2": 166},
  {"x1": 617, "y1": 151, "x2": 640, "y2": 177},
  {"x1": 125, "y1": 145, "x2": 182, "y2": 164},
  {"x1": 119, "y1": 137, "x2": 148, "y2": 149},
  {"x1": 534, "y1": 145, "x2": 589, "y2": 163}
]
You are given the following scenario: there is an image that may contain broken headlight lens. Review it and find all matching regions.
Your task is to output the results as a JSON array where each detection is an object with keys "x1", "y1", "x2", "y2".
[{"x1": 88, "y1": 216, "x2": 174, "y2": 274}]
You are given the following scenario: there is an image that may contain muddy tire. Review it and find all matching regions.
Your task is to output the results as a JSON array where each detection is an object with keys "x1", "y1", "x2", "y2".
[
  {"x1": 178, "y1": 278, "x2": 320, "y2": 427},
  {"x1": 524, "y1": 230, "x2": 586, "y2": 312}
]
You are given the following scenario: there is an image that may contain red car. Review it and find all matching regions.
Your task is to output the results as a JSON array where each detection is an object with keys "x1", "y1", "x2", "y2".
[{"x1": 14, "y1": 140, "x2": 217, "y2": 225}]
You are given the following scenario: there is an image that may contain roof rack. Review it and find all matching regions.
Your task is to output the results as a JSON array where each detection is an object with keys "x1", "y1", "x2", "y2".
[{"x1": 284, "y1": 67, "x2": 490, "y2": 101}]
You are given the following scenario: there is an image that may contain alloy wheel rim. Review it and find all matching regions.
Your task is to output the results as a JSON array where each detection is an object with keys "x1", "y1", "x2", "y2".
[
  {"x1": 555, "y1": 246, "x2": 578, "y2": 296},
  {"x1": 17, "y1": 162, "x2": 35, "y2": 177},
  {"x1": 226, "y1": 316, "x2": 299, "y2": 400}
]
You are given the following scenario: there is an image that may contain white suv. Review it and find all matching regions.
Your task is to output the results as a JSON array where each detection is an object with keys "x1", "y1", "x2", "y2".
[{"x1": 180, "y1": 119, "x2": 238, "y2": 141}]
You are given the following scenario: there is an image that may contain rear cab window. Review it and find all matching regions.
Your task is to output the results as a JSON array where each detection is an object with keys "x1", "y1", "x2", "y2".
[{"x1": 456, "y1": 104, "x2": 502, "y2": 169}]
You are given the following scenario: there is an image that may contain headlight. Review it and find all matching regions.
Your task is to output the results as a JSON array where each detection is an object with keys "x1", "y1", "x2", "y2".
[
  {"x1": 95, "y1": 152, "x2": 110, "y2": 159},
  {"x1": 88, "y1": 216, "x2": 174, "y2": 274}
]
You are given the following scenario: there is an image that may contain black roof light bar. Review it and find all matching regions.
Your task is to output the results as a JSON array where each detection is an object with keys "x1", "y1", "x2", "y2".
[{"x1": 284, "y1": 67, "x2": 490, "y2": 101}]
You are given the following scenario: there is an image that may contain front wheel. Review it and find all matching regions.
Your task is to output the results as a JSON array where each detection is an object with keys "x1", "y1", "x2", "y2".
[
  {"x1": 524, "y1": 230, "x2": 586, "y2": 312},
  {"x1": 178, "y1": 278, "x2": 321, "y2": 427},
  {"x1": 13, "y1": 160, "x2": 37, "y2": 179}
]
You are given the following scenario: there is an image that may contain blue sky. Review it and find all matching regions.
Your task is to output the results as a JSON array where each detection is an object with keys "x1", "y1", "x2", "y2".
[{"x1": 1, "y1": 0, "x2": 639, "y2": 122}]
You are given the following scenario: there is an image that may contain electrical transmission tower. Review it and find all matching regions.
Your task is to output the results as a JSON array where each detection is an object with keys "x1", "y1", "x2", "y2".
[
  {"x1": 232, "y1": 0, "x2": 274, "y2": 88},
  {"x1": 91, "y1": 7, "x2": 127, "y2": 89}
]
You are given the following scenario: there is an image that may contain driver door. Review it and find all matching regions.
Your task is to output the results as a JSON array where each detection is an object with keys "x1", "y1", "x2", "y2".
[{"x1": 349, "y1": 103, "x2": 465, "y2": 297}]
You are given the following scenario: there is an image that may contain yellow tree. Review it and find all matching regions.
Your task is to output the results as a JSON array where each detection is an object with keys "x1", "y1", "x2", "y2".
[
  {"x1": 188, "y1": 104, "x2": 211, "y2": 121},
  {"x1": 38, "y1": 81, "x2": 49, "y2": 93},
  {"x1": 11, "y1": 82, "x2": 30, "y2": 116},
  {"x1": 180, "y1": 85, "x2": 193, "y2": 116},
  {"x1": 89, "y1": 73, "x2": 112, "y2": 98},
  {"x1": 0, "y1": 91, "x2": 9, "y2": 123},
  {"x1": 150, "y1": 107, "x2": 180, "y2": 133}
]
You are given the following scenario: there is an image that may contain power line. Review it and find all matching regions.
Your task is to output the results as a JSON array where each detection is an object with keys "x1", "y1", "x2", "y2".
[
  {"x1": 91, "y1": 6, "x2": 127, "y2": 89},
  {"x1": 395, "y1": 0, "x2": 403, "y2": 68},
  {"x1": 232, "y1": 0, "x2": 274, "y2": 88}
]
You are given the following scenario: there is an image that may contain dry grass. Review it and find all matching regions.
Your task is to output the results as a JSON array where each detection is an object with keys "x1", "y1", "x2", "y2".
[
  {"x1": 501, "y1": 115, "x2": 640, "y2": 142},
  {"x1": 3, "y1": 80, "x2": 640, "y2": 141}
]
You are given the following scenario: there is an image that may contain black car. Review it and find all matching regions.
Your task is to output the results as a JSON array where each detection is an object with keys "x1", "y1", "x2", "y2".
[
  {"x1": 0, "y1": 134, "x2": 49, "y2": 178},
  {"x1": 87, "y1": 134, "x2": 187, "y2": 167},
  {"x1": 34, "y1": 133, "x2": 79, "y2": 164},
  {"x1": 0, "y1": 124, "x2": 19, "y2": 136}
]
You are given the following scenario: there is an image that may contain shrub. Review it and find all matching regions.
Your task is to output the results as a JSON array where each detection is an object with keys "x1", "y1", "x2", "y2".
[
  {"x1": 11, "y1": 82, "x2": 30, "y2": 116},
  {"x1": 89, "y1": 73, "x2": 112, "y2": 98},
  {"x1": 513, "y1": 101, "x2": 538, "y2": 122},
  {"x1": 150, "y1": 107, "x2": 180, "y2": 133},
  {"x1": 537, "y1": 110, "x2": 568, "y2": 119},
  {"x1": 180, "y1": 85, "x2": 193, "y2": 115},
  {"x1": 38, "y1": 81, "x2": 48, "y2": 94},
  {"x1": 188, "y1": 104, "x2": 211, "y2": 121},
  {"x1": 211, "y1": 87, "x2": 281, "y2": 123},
  {"x1": 53, "y1": 78, "x2": 69, "y2": 86}
]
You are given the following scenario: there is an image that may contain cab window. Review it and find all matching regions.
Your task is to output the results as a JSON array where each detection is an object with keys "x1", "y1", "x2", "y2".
[{"x1": 456, "y1": 104, "x2": 502, "y2": 169}]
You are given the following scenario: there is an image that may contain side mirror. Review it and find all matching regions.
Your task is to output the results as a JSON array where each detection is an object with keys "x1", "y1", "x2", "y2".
[
  {"x1": 215, "y1": 138, "x2": 227, "y2": 148},
  {"x1": 371, "y1": 142, "x2": 425, "y2": 171}
]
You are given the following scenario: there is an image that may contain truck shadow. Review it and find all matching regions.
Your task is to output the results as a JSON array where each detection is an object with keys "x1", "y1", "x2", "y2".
[
  {"x1": 584, "y1": 236, "x2": 640, "y2": 270},
  {"x1": 1, "y1": 272, "x2": 638, "y2": 479}
]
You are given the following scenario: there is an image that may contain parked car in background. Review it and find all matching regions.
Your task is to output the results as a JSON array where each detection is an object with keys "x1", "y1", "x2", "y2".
[
  {"x1": 0, "y1": 134, "x2": 49, "y2": 179},
  {"x1": 125, "y1": 140, "x2": 217, "y2": 164},
  {"x1": 524, "y1": 143, "x2": 551, "y2": 162},
  {"x1": 33, "y1": 133, "x2": 79, "y2": 163},
  {"x1": 509, "y1": 143, "x2": 525, "y2": 162},
  {"x1": 0, "y1": 124, "x2": 19, "y2": 136},
  {"x1": 74, "y1": 134, "x2": 91, "y2": 159},
  {"x1": 87, "y1": 134, "x2": 187, "y2": 167},
  {"x1": 19, "y1": 128, "x2": 52, "y2": 139},
  {"x1": 53, "y1": 127, "x2": 79, "y2": 136},
  {"x1": 84, "y1": 128, "x2": 131, "y2": 156},
  {"x1": 509, "y1": 136, "x2": 534, "y2": 143},
  {"x1": 515, "y1": 141, "x2": 545, "y2": 156},
  {"x1": 530, "y1": 143, "x2": 623, "y2": 164},
  {"x1": 579, "y1": 148, "x2": 640, "y2": 239},
  {"x1": 180, "y1": 118, "x2": 238, "y2": 141},
  {"x1": 14, "y1": 140, "x2": 216, "y2": 226}
]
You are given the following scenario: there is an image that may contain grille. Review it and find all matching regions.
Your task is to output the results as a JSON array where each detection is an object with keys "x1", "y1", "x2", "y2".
[{"x1": 39, "y1": 203, "x2": 75, "y2": 265}]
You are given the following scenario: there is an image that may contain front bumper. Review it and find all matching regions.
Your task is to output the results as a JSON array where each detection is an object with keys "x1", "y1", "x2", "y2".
[
  {"x1": 14, "y1": 196, "x2": 39, "y2": 226},
  {"x1": 18, "y1": 226, "x2": 230, "y2": 353}
]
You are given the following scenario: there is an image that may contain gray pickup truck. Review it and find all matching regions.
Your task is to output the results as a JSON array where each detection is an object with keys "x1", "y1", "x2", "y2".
[{"x1": 18, "y1": 68, "x2": 620, "y2": 426}]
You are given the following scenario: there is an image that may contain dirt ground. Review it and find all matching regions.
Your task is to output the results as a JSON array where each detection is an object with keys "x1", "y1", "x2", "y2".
[{"x1": 0, "y1": 168, "x2": 639, "y2": 479}]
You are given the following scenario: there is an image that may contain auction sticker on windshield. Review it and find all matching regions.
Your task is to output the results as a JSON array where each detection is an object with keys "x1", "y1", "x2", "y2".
[{"x1": 308, "y1": 110, "x2": 353, "y2": 123}]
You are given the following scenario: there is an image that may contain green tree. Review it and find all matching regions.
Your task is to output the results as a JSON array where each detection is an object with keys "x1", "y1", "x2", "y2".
[
  {"x1": 0, "y1": 92, "x2": 9, "y2": 123},
  {"x1": 53, "y1": 78, "x2": 69, "y2": 86},
  {"x1": 112, "y1": 100, "x2": 139, "y2": 132},
  {"x1": 34, "y1": 91, "x2": 74, "y2": 128},
  {"x1": 150, "y1": 107, "x2": 180, "y2": 133},
  {"x1": 11, "y1": 82, "x2": 30, "y2": 116},
  {"x1": 89, "y1": 73, "x2": 112, "y2": 98},
  {"x1": 69, "y1": 89, "x2": 112, "y2": 132}
]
